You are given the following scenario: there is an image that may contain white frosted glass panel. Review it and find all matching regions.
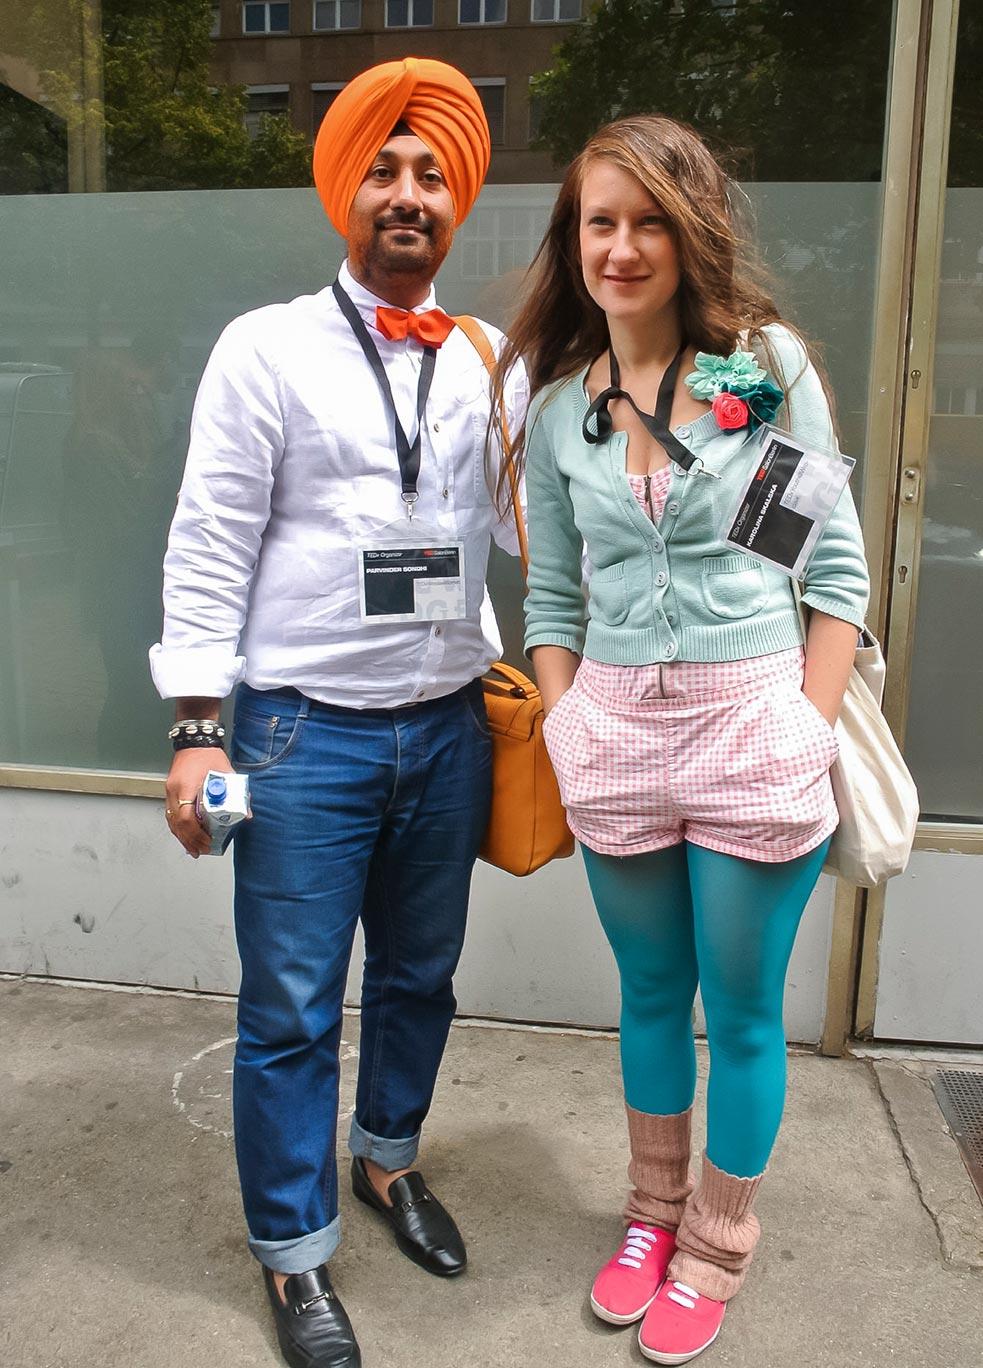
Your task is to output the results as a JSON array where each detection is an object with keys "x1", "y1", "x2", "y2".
[
  {"x1": 902, "y1": 188, "x2": 983, "y2": 820},
  {"x1": 0, "y1": 181, "x2": 880, "y2": 772}
]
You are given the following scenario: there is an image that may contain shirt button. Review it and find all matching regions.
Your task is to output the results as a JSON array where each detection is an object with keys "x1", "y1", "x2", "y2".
[
  {"x1": 442, "y1": 487, "x2": 450, "y2": 498},
  {"x1": 655, "y1": 571, "x2": 668, "y2": 587},
  {"x1": 664, "y1": 642, "x2": 677, "y2": 659},
  {"x1": 434, "y1": 627, "x2": 442, "y2": 637},
  {"x1": 666, "y1": 501, "x2": 680, "y2": 516},
  {"x1": 416, "y1": 689, "x2": 425, "y2": 698},
  {"x1": 433, "y1": 421, "x2": 441, "y2": 432}
]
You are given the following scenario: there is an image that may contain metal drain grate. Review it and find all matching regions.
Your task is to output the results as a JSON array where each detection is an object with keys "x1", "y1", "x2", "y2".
[{"x1": 933, "y1": 1069, "x2": 983, "y2": 1204}]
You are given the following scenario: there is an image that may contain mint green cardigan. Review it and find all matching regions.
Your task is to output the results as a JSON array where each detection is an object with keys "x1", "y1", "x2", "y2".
[{"x1": 523, "y1": 325, "x2": 870, "y2": 665}]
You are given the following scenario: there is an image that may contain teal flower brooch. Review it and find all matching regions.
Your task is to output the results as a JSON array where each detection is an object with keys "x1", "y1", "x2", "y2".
[{"x1": 684, "y1": 350, "x2": 784, "y2": 432}]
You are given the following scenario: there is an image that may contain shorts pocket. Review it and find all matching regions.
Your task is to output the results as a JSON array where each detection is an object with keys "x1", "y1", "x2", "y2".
[
  {"x1": 588, "y1": 561, "x2": 629, "y2": 626},
  {"x1": 542, "y1": 683, "x2": 577, "y2": 742},
  {"x1": 700, "y1": 554, "x2": 767, "y2": 620},
  {"x1": 795, "y1": 692, "x2": 840, "y2": 759}
]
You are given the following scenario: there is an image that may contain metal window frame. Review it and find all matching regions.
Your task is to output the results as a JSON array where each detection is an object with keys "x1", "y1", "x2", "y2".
[
  {"x1": 459, "y1": 0, "x2": 508, "y2": 24},
  {"x1": 384, "y1": 0, "x2": 434, "y2": 27},
  {"x1": 823, "y1": 0, "x2": 969, "y2": 1052},
  {"x1": 312, "y1": 0, "x2": 361, "y2": 30},
  {"x1": 242, "y1": 0, "x2": 291, "y2": 34}
]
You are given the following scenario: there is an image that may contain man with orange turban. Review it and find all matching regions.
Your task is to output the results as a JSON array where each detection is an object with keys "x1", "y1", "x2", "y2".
[{"x1": 151, "y1": 56, "x2": 526, "y2": 1368}]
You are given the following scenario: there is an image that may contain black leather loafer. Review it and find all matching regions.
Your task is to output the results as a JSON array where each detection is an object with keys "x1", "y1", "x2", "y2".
[
  {"x1": 351, "y1": 1155, "x2": 467, "y2": 1277},
  {"x1": 262, "y1": 1264, "x2": 361, "y2": 1368}
]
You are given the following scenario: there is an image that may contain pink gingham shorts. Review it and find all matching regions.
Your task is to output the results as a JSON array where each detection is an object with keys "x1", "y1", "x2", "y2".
[{"x1": 542, "y1": 648, "x2": 839, "y2": 862}]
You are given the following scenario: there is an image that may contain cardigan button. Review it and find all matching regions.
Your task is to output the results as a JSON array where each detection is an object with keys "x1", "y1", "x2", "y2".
[
  {"x1": 655, "y1": 571, "x2": 668, "y2": 587},
  {"x1": 676, "y1": 425, "x2": 692, "y2": 440},
  {"x1": 664, "y1": 642, "x2": 677, "y2": 659},
  {"x1": 666, "y1": 501, "x2": 680, "y2": 516},
  {"x1": 652, "y1": 536, "x2": 663, "y2": 552}
]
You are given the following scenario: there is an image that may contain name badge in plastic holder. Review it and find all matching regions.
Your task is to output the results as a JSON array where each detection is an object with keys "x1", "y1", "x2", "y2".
[
  {"x1": 720, "y1": 424, "x2": 855, "y2": 580},
  {"x1": 358, "y1": 525, "x2": 467, "y2": 624}
]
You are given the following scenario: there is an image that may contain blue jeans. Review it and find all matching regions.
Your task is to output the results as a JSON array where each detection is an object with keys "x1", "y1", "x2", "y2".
[{"x1": 230, "y1": 680, "x2": 492, "y2": 1275}]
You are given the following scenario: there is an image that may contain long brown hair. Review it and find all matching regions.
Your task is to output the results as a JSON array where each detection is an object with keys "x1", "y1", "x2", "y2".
[{"x1": 488, "y1": 114, "x2": 824, "y2": 508}]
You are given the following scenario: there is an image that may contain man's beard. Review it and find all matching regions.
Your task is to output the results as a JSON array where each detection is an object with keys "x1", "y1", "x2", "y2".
[{"x1": 351, "y1": 212, "x2": 454, "y2": 279}]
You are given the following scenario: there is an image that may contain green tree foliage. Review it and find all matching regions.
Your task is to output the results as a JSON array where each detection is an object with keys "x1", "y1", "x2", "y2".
[
  {"x1": 1, "y1": 0, "x2": 313, "y2": 192},
  {"x1": 532, "y1": 0, "x2": 893, "y2": 181}
]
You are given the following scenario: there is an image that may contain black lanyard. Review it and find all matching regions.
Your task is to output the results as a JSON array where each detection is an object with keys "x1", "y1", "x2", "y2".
[
  {"x1": 583, "y1": 346, "x2": 701, "y2": 474},
  {"x1": 332, "y1": 280, "x2": 438, "y2": 516}
]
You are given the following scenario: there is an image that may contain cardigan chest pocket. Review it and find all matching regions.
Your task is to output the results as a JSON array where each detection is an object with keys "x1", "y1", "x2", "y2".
[
  {"x1": 588, "y1": 561, "x2": 629, "y2": 625},
  {"x1": 700, "y1": 554, "x2": 767, "y2": 620}
]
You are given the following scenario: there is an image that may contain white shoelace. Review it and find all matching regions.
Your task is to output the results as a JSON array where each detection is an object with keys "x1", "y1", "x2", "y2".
[
  {"x1": 616, "y1": 1224, "x2": 660, "y2": 1270},
  {"x1": 667, "y1": 1281, "x2": 700, "y2": 1309}
]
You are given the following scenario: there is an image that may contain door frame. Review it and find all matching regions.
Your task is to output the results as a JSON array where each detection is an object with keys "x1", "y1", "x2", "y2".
[{"x1": 822, "y1": 0, "x2": 983, "y2": 1053}]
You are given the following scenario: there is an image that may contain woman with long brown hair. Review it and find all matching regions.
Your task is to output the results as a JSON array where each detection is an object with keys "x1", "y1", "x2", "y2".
[{"x1": 495, "y1": 116, "x2": 869, "y2": 1364}]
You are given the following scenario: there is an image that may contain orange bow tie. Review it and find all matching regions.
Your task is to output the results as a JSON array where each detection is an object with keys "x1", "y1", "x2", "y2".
[{"x1": 375, "y1": 306, "x2": 457, "y2": 348}]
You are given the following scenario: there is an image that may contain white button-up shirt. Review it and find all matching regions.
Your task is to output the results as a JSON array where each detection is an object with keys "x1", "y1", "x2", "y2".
[{"x1": 150, "y1": 262, "x2": 527, "y2": 708}]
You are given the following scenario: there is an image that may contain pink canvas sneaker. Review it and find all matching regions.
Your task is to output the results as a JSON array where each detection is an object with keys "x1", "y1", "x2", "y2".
[
  {"x1": 638, "y1": 1279, "x2": 726, "y2": 1364},
  {"x1": 589, "y1": 1223, "x2": 676, "y2": 1325}
]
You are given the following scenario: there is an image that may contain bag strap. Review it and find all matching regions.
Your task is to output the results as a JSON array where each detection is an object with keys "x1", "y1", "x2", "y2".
[{"x1": 453, "y1": 314, "x2": 529, "y2": 576}]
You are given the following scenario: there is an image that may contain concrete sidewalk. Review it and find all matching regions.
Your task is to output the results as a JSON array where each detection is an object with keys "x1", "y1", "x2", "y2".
[{"x1": 1, "y1": 978, "x2": 981, "y2": 1368}]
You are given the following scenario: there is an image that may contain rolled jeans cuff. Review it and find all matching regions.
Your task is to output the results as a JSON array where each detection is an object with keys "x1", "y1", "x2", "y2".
[
  {"x1": 249, "y1": 1216, "x2": 341, "y2": 1275},
  {"x1": 349, "y1": 1116, "x2": 421, "y2": 1170}
]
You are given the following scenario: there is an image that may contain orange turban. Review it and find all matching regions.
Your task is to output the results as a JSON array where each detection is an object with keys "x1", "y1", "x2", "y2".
[{"x1": 313, "y1": 58, "x2": 491, "y2": 238}]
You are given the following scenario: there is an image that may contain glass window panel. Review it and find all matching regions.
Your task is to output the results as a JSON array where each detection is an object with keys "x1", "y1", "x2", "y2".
[
  {"x1": 460, "y1": 0, "x2": 481, "y2": 21},
  {"x1": 902, "y1": 6, "x2": 983, "y2": 821},
  {"x1": 339, "y1": 0, "x2": 360, "y2": 27},
  {"x1": 0, "y1": 2, "x2": 900, "y2": 773},
  {"x1": 243, "y1": 4, "x2": 266, "y2": 31},
  {"x1": 414, "y1": 0, "x2": 434, "y2": 23},
  {"x1": 488, "y1": 0, "x2": 507, "y2": 19},
  {"x1": 475, "y1": 84, "x2": 505, "y2": 146},
  {"x1": 312, "y1": 87, "x2": 344, "y2": 133},
  {"x1": 557, "y1": 0, "x2": 580, "y2": 19},
  {"x1": 269, "y1": 3, "x2": 290, "y2": 31},
  {"x1": 314, "y1": 0, "x2": 335, "y2": 27},
  {"x1": 387, "y1": 0, "x2": 409, "y2": 24}
]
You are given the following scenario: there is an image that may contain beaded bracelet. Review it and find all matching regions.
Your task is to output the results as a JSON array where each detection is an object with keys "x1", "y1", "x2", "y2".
[{"x1": 169, "y1": 719, "x2": 226, "y2": 752}]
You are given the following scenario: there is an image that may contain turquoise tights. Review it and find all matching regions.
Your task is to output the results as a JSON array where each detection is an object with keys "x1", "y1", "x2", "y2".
[{"x1": 581, "y1": 838, "x2": 830, "y2": 1179}]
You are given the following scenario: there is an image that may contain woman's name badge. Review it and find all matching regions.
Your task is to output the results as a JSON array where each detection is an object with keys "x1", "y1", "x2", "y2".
[
  {"x1": 358, "y1": 534, "x2": 466, "y2": 624},
  {"x1": 721, "y1": 423, "x2": 855, "y2": 579}
]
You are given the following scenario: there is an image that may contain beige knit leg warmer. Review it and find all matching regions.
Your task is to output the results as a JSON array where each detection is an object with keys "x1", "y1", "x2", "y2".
[
  {"x1": 622, "y1": 1104, "x2": 695, "y2": 1233},
  {"x1": 667, "y1": 1154, "x2": 765, "y2": 1302}
]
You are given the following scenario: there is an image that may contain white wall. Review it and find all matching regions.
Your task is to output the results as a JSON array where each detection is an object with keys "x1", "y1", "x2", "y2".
[
  {"x1": 0, "y1": 787, "x2": 836, "y2": 1041},
  {"x1": 874, "y1": 850, "x2": 983, "y2": 1046}
]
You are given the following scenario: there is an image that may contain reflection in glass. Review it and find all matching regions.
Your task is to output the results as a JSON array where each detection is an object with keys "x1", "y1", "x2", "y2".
[{"x1": 902, "y1": 7, "x2": 983, "y2": 822}]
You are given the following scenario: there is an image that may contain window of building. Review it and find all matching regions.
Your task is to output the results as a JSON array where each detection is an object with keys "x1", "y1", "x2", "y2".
[
  {"x1": 243, "y1": 2, "x2": 291, "y2": 34},
  {"x1": 245, "y1": 86, "x2": 290, "y2": 138},
  {"x1": 313, "y1": 0, "x2": 361, "y2": 30},
  {"x1": 471, "y1": 79, "x2": 506, "y2": 147},
  {"x1": 459, "y1": 0, "x2": 507, "y2": 24},
  {"x1": 385, "y1": 0, "x2": 434, "y2": 27},
  {"x1": 312, "y1": 83, "x2": 345, "y2": 135},
  {"x1": 210, "y1": 4, "x2": 221, "y2": 37},
  {"x1": 530, "y1": 0, "x2": 580, "y2": 21}
]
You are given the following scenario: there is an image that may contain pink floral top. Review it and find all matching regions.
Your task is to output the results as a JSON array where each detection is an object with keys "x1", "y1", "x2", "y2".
[{"x1": 626, "y1": 466, "x2": 673, "y2": 525}]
